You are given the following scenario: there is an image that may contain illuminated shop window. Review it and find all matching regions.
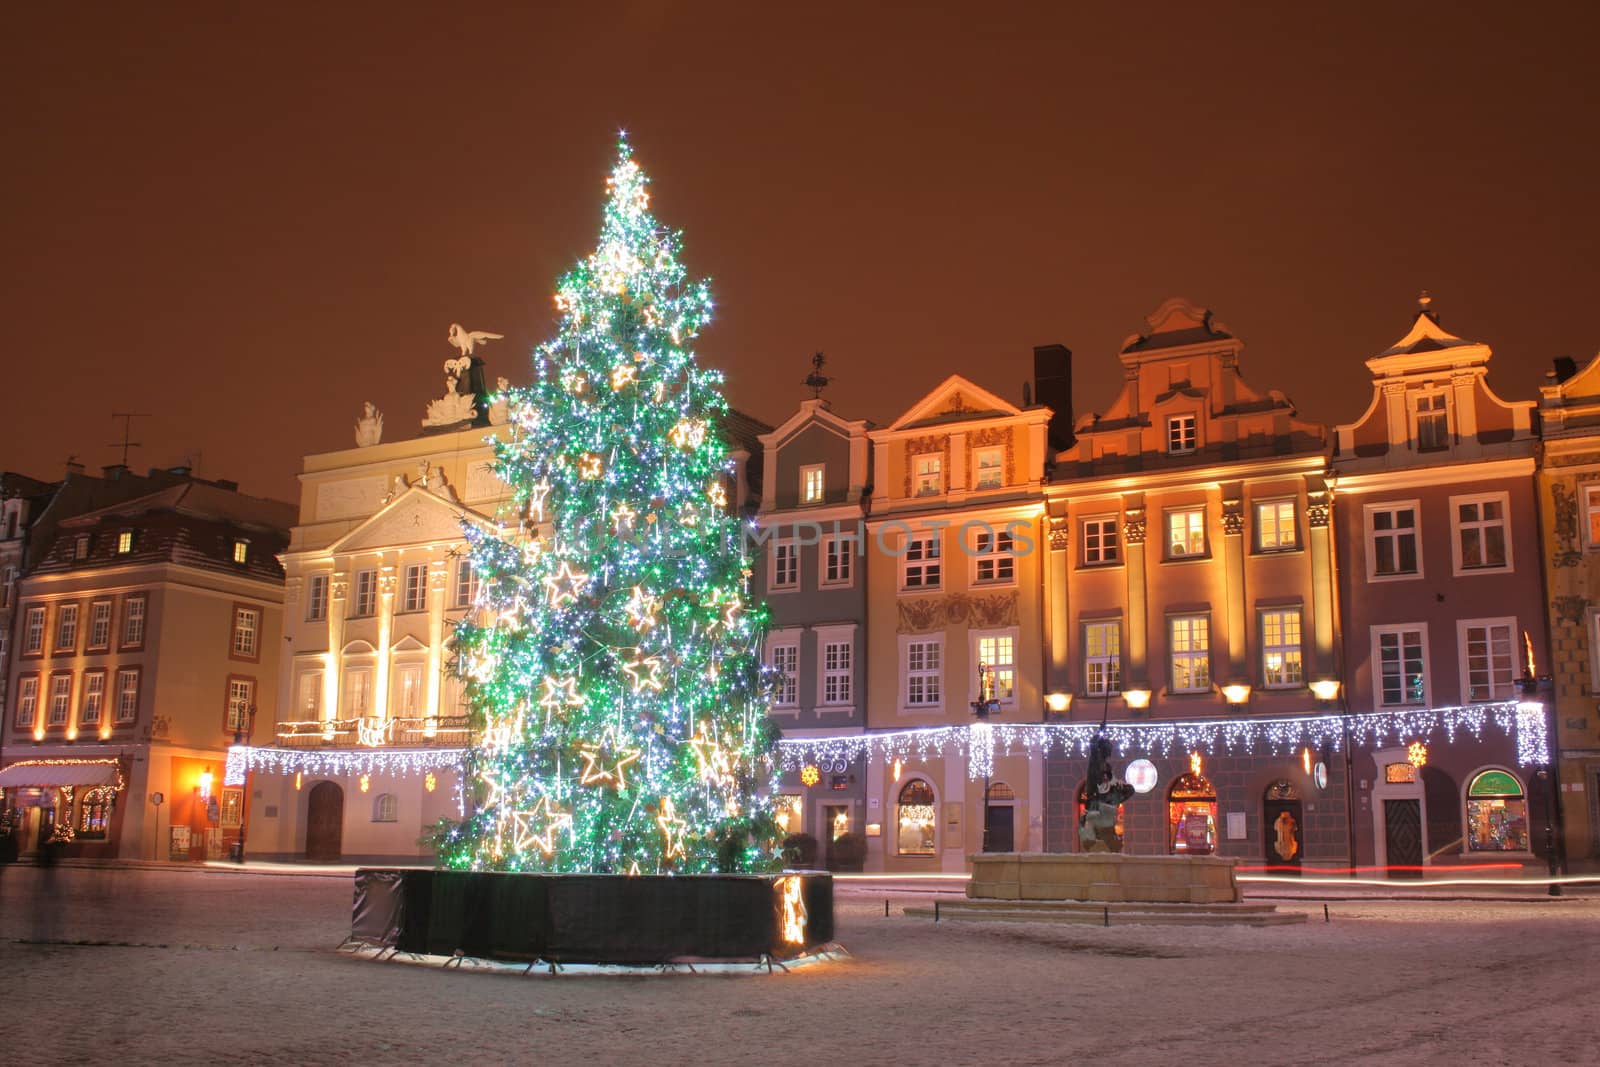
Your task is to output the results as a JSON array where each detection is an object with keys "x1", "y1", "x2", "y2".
[
  {"x1": 896, "y1": 778, "x2": 937, "y2": 856},
  {"x1": 1168, "y1": 772, "x2": 1217, "y2": 854},
  {"x1": 78, "y1": 787, "x2": 117, "y2": 840},
  {"x1": 774, "y1": 794, "x2": 803, "y2": 834},
  {"x1": 1465, "y1": 770, "x2": 1528, "y2": 852}
]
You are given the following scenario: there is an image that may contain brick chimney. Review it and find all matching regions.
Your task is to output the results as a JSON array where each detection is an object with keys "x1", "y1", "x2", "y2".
[{"x1": 1032, "y1": 344, "x2": 1074, "y2": 452}]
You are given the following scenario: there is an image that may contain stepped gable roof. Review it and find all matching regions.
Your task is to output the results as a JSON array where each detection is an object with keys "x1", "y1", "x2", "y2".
[{"x1": 1119, "y1": 297, "x2": 1235, "y2": 356}]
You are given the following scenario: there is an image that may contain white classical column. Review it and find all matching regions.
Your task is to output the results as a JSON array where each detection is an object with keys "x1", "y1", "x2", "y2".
[
  {"x1": 425, "y1": 560, "x2": 450, "y2": 729},
  {"x1": 323, "y1": 573, "x2": 349, "y2": 735},
  {"x1": 372, "y1": 565, "x2": 398, "y2": 724}
]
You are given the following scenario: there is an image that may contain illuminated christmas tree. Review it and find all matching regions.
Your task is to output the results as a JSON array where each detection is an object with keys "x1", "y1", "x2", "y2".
[{"x1": 443, "y1": 139, "x2": 779, "y2": 874}]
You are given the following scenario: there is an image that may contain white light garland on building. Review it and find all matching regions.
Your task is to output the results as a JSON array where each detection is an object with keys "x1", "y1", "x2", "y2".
[
  {"x1": 224, "y1": 746, "x2": 466, "y2": 787},
  {"x1": 776, "y1": 701, "x2": 1547, "y2": 780}
]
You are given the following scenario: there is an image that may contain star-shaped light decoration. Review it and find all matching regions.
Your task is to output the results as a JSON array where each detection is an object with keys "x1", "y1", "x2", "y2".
[
  {"x1": 622, "y1": 651, "x2": 665, "y2": 693},
  {"x1": 528, "y1": 478, "x2": 552, "y2": 521},
  {"x1": 656, "y1": 797, "x2": 688, "y2": 860},
  {"x1": 578, "y1": 453, "x2": 604, "y2": 480},
  {"x1": 610, "y1": 363, "x2": 638, "y2": 390},
  {"x1": 688, "y1": 720, "x2": 733, "y2": 787},
  {"x1": 706, "y1": 481, "x2": 727, "y2": 509},
  {"x1": 577, "y1": 727, "x2": 642, "y2": 790},
  {"x1": 544, "y1": 561, "x2": 590, "y2": 607},
  {"x1": 611, "y1": 501, "x2": 637, "y2": 533},
  {"x1": 669, "y1": 418, "x2": 706, "y2": 450},
  {"x1": 538, "y1": 675, "x2": 585, "y2": 720},
  {"x1": 513, "y1": 797, "x2": 573, "y2": 857},
  {"x1": 622, "y1": 585, "x2": 661, "y2": 633}
]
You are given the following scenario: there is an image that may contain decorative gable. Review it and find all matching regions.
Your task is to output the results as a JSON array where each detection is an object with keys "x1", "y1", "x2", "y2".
[
  {"x1": 327, "y1": 487, "x2": 490, "y2": 555},
  {"x1": 889, "y1": 375, "x2": 1022, "y2": 431}
]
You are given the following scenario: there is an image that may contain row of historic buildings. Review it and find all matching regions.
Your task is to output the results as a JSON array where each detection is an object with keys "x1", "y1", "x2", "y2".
[{"x1": 3, "y1": 295, "x2": 1597, "y2": 876}]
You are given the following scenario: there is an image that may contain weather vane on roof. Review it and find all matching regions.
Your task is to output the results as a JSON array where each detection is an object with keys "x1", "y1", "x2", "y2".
[{"x1": 802, "y1": 351, "x2": 831, "y2": 399}]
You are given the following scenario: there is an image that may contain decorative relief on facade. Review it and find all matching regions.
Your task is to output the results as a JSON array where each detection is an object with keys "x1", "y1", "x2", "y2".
[
  {"x1": 330, "y1": 575, "x2": 349, "y2": 602},
  {"x1": 465, "y1": 460, "x2": 505, "y2": 503},
  {"x1": 1548, "y1": 451, "x2": 1600, "y2": 469},
  {"x1": 428, "y1": 563, "x2": 451, "y2": 591},
  {"x1": 316, "y1": 476, "x2": 389, "y2": 522},
  {"x1": 1306, "y1": 495, "x2": 1331, "y2": 529},
  {"x1": 896, "y1": 592, "x2": 1019, "y2": 634},
  {"x1": 967, "y1": 426, "x2": 1016, "y2": 487},
  {"x1": 144, "y1": 715, "x2": 171, "y2": 741},
  {"x1": 901, "y1": 433, "x2": 951, "y2": 498},
  {"x1": 1550, "y1": 480, "x2": 1582, "y2": 568},
  {"x1": 378, "y1": 572, "x2": 399, "y2": 596},
  {"x1": 1553, "y1": 595, "x2": 1590, "y2": 627},
  {"x1": 1222, "y1": 499, "x2": 1244, "y2": 537},
  {"x1": 1048, "y1": 516, "x2": 1070, "y2": 551},
  {"x1": 1123, "y1": 508, "x2": 1147, "y2": 545}
]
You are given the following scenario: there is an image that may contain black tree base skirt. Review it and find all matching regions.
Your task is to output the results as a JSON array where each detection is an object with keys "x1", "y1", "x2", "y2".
[{"x1": 351, "y1": 869, "x2": 835, "y2": 965}]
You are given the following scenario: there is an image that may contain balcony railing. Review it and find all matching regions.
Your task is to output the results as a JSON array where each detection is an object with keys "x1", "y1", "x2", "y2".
[{"x1": 275, "y1": 716, "x2": 472, "y2": 749}]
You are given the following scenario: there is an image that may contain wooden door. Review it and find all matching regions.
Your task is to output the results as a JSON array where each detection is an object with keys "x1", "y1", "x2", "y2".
[
  {"x1": 1384, "y1": 798, "x2": 1423, "y2": 878},
  {"x1": 305, "y1": 782, "x2": 344, "y2": 862},
  {"x1": 984, "y1": 804, "x2": 1014, "y2": 852}
]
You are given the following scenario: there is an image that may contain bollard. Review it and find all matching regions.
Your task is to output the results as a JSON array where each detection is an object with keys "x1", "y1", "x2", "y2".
[
  {"x1": 1103, "y1": 906, "x2": 1109, "y2": 927},
  {"x1": 934, "y1": 899, "x2": 940, "y2": 923},
  {"x1": 1323, "y1": 903, "x2": 1330, "y2": 923},
  {"x1": 885, "y1": 898, "x2": 890, "y2": 918}
]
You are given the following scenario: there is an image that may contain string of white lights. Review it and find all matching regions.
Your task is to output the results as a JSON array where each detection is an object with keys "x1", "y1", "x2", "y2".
[{"x1": 224, "y1": 746, "x2": 467, "y2": 787}]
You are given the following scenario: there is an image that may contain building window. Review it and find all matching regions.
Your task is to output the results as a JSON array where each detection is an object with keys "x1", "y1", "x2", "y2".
[
  {"x1": 1084, "y1": 621, "x2": 1121, "y2": 695},
  {"x1": 74, "y1": 534, "x2": 91, "y2": 560},
  {"x1": 55, "y1": 603, "x2": 79, "y2": 653},
  {"x1": 116, "y1": 529, "x2": 134, "y2": 554},
  {"x1": 306, "y1": 575, "x2": 329, "y2": 621},
  {"x1": 23, "y1": 605, "x2": 45, "y2": 654},
  {"x1": 1260, "y1": 609, "x2": 1303, "y2": 688},
  {"x1": 975, "y1": 633, "x2": 1016, "y2": 702},
  {"x1": 298, "y1": 670, "x2": 324, "y2": 721},
  {"x1": 774, "y1": 793, "x2": 803, "y2": 835},
  {"x1": 352, "y1": 569, "x2": 377, "y2": 617},
  {"x1": 1167, "y1": 414, "x2": 1198, "y2": 455},
  {"x1": 1255, "y1": 500, "x2": 1298, "y2": 551},
  {"x1": 1169, "y1": 615, "x2": 1211, "y2": 693},
  {"x1": 1082, "y1": 516, "x2": 1119, "y2": 565},
  {"x1": 769, "y1": 643, "x2": 798, "y2": 707},
  {"x1": 392, "y1": 663, "x2": 423, "y2": 717},
  {"x1": 1415, "y1": 391, "x2": 1449, "y2": 451},
  {"x1": 231, "y1": 606, "x2": 260, "y2": 658},
  {"x1": 1452, "y1": 494, "x2": 1510, "y2": 572},
  {"x1": 87, "y1": 600, "x2": 112, "y2": 651},
  {"x1": 821, "y1": 534, "x2": 854, "y2": 587},
  {"x1": 115, "y1": 668, "x2": 140, "y2": 723},
  {"x1": 373, "y1": 793, "x2": 399, "y2": 823},
  {"x1": 344, "y1": 667, "x2": 374, "y2": 718},
  {"x1": 80, "y1": 671, "x2": 106, "y2": 726},
  {"x1": 454, "y1": 558, "x2": 479, "y2": 609},
  {"x1": 1586, "y1": 486, "x2": 1600, "y2": 549},
  {"x1": 904, "y1": 638, "x2": 943, "y2": 707},
  {"x1": 1459, "y1": 619, "x2": 1516, "y2": 702},
  {"x1": 800, "y1": 464, "x2": 825, "y2": 504},
  {"x1": 78, "y1": 787, "x2": 116, "y2": 839},
  {"x1": 900, "y1": 534, "x2": 941, "y2": 590},
  {"x1": 47, "y1": 674, "x2": 72, "y2": 725},
  {"x1": 913, "y1": 454, "x2": 943, "y2": 496},
  {"x1": 232, "y1": 539, "x2": 249, "y2": 565},
  {"x1": 1375, "y1": 626, "x2": 1427, "y2": 706},
  {"x1": 402, "y1": 564, "x2": 427, "y2": 613},
  {"x1": 821, "y1": 639, "x2": 853, "y2": 706},
  {"x1": 1166, "y1": 508, "x2": 1206, "y2": 559},
  {"x1": 973, "y1": 529, "x2": 1015, "y2": 584},
  {"x1": 1465, "y1": 770, "x2": 1529, "y2": 851},
  {"x1": 974, "y1": 447, "x2": 1004, "y2": 490},
  {"x1": 770, "y1": 540, "x2": 799, "y2": 591},
  {"x1": 15, "y1": 676, "x2": 38, "y2": 727},
  {"x1": 1368, "y1": 503, "x2": 1420, "y2": 578},
  {"x1": 226, "y1": 677, "x2": 255, "y2": 733},
  {"x1": 1, "y1": 565, "x2": 14, "y2": 609},
  {"x1": 896, "y1": 778, "x2": 937, "y2": 856},
  {"x1": 121, "y1": 595, "x2": 147, "y2": 649}
]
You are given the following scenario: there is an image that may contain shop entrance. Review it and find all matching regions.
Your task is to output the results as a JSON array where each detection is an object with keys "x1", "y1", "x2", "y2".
[
  {"x1": 305, "y1": 781, "x2": 344, "y2": 862},
  {"x1": 1384, "y1": 799, "x2": 1423, "y2": 877},
  {"x1": 1263, "y1": 781, "x2": 1303, "y2": 873},
  {"x1": 822, "y1": 804, "x2": 851, "y2": 870},
  {"x1": 984, "y1": 782, "x2": 1015, "y2": 852}
]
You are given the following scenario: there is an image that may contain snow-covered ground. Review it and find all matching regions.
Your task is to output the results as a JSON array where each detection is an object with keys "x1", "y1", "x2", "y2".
[{"x1": 0, "y1": 866, "x2": 1593, "y2": 1065}]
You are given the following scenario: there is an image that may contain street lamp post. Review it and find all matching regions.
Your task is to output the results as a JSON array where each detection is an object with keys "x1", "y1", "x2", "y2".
[
  {"x1": 230, "y1": 704, "x2": 257, "y2": 864},
  {"x1": 970, "y1": 663, "x2": 1001, "y2": 854}
]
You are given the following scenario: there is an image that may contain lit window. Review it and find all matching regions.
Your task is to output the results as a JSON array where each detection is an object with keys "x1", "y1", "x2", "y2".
[
  {"x1": 1375, "y1": 626, "x2": 1426, "y2": 706},
  {"x1": 1465, "y1": 770, "x2": 1529, "y2": 851},
  {"x1": 403, "y1": 564, "x2": 427, "y2": 612},
  {"x1": 343, "y1": 668, "x2": 373, "y2": 718},
  {"x1": 896, "y1": 778, "x2": 937, "y2": 855},
  {"x1": 1255, "y1": 500, "x2": 1298, "y2": 551},
  {"x1": 1261, "y1": 609, "x2": 1303, "y2": 688},
  {"x1": 1082, "y1": 516, "x2": 1119, "y2": 565},
  {"x1": 226, "y1": 678, "x2": 255, "y2": 732},
  {"x1": 975, "y1": 634, "x2": 1015, "y2": 701},
  {"x1": 900, "y1": 534, "x2": 941, "y2": 590},
  {"x1": 1586, "y1": 487, "x2": 1600, "y2": 549},
  {"x1": 1, "y1": 565, "x2": 14, "y2": 609},
  {"x1": 800, "y1": 464, "x2": 825, "y2": 504},
  {"x1": 822, "y1": 640, "x2": 852, "y2": 705},
  {"x1": 1415, "y1": 392, "x2": 1449, "y2": 451},
  {"x1": 973, "y1": 529, "x2": 1015, "y2": 583},
  {"x1": 373, "y1": 793, "x2": 399, "y2": 823},
  {"x1": 1453, "y1": 494, "x2": 1509, "y2": 572},
  {"x1": 23, "y1": 606, "x2": 45, "y2": 653},
  {"x1": 306, "y1": 575, "x2": 329, "y2": 621},
  {"x1": 974, "y1": 448, "x2": 1003, "y2": 489},
  {"x1": 54, "y1": 604, "x2": 79, "y2": 652},
  {"x1": 904, "y1": 638, "x2": 942, "y2": 707},
  {"x1": 1460, "y1": 619, "x2": 1516, "y2": 702},
  {"x1": 821, "y1": 535, "x2": 854, "y2": 586},
  {"x1": 393, "y1": 663, "x2": 423, "y2": 717},
  {"x1": 1169, "y1": 615, "x2": 1210, "y2": 693},
  {"x1": 231, "y1": 606, "x2": 260, "y2": 657},
  {"x1": 454, "y1": 557, "x2": 479, "y2": 609},
  {"x1": 87, "y1": 601, "x2": 112, "y2": 650},
  {"x1": 1084, "y1": 621, "x2": 1121, "y2": 696},
  {"x1": 1167, "y1": 509, "x2": 1206, "y2": 558},
  {"x1": 298, "y1": 670, "x2": 324, "y2": 720},
  {"x1": 1169, "y1": 772, "x2": 1217, "y2": 854},
  {"x1": 74, "y1": 534, "x2": 91, "y2": 560},
  {"x1": 121, "y1": 596, "x2": 147, "y2": 648},
  {"x1": 232, "y1": 539, "x2": 249, "y2": 565},
  {"x1": 116, "y1": 530, "x2": 134, "y2": 554},
  {"x1": 78, "y1": 787, "x2": 116, "y2": 839},
  {"x1": 115, "y1": 668, "x2": 140, "y2": 723},
  {"x1": 47, "y1": 674, "x2": 72, "y2": 725},
  {"x1": 14, "y1": 677, "x2": 38, "y2": 727},
  {"x1": 354, "y1": 569, "x2": 378, "y2": 616},
  {"x1": 1167, "y1": 414, "x2": 1197, "y2": 454},
  {"x1": 914, "y1": 454, "x2": 943, "y2": 496},
  {"x1": 1368, "y1": 504, "x2": 1420, "y2": 578},
  {"x1": 79, "y1": 671, "x2": 106, "y2": 727},
  {"x1": 770, "y1": 541, "x2": 799, "y2": 591},
  {"x1": 769, "y1": 644, "x2": 798, "y2": 707}
]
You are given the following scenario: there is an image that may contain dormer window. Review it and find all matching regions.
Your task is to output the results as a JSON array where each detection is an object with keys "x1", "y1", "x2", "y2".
[
  {"x1": 74, "y1": 534, "x2": 91, "y2": 561},
  {"x1": 1415, "y1": 392, "x2": 1449, "y2": 451},
  {"x1": 800, "y1": 464, "x2": 825, "y2": 505},
  {"x1": 914, "y1": 454, "x2": 943, "y2": 497},
  {"x1": 232, "y1": 539, "x2": 249, "y2": 565},
  {"x1": 974, "y1": 448, "x2": 1003, "y2": 490},
  {"x1": 1167, "y1": 415, "x2": 1197, "y2": 455},
  {"x1": 116, "y1": 530, "x2": 134, "y2": 555}
]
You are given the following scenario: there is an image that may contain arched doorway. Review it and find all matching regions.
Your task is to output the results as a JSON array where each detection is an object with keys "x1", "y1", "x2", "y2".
[
  {"x1": 1168, "y1": 772, "x2": 1217, "y2": 854},
  {"x1": 305, "y1": 781, "x2": 344, "y2": 862},
  {"x1": 1464, "y1": 769, "x2": 1530, "y2": 852},
  {"x1": 1263, "y1": 780, "x2": 1303, "y2": 872},
  {"x1": 984, "y1": 782, "x2": 1015, "y2": 852},
  {"x1": 895, "y1": 778, "x2": 937, "y2": 857}
]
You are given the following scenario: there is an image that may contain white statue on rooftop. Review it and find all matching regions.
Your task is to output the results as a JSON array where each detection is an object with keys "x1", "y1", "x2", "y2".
[
  {"x1": 487, "y1": 376, "x2": 511, "y2": 426},
  {"x1": 448, "y1": 323, "x2": 503, "y2": 358},
  {"x1": 422, "y1": 356, "x2": 477, "y2": 428},
  {"x1": 354, "y1": 402, "x2": 384, "y2": 447}
]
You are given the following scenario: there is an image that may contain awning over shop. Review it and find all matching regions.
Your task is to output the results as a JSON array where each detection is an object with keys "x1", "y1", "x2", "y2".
[{"x1": 0, "y1": 761, "x2": 119, "y2": 788}]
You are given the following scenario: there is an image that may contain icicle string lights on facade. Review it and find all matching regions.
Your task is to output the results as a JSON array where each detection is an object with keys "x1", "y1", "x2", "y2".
[
  {"x1": 775, "y1": 701, "x2": 1549, "y2": 779},
  {"x1": 224, "y1": 746, "x2": 465, "y2": 788}
]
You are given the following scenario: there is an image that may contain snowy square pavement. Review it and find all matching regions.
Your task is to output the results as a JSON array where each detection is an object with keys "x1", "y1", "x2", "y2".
[{"x1": 0, "y1": 866, "x2": 1594, "y2": 1066}]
